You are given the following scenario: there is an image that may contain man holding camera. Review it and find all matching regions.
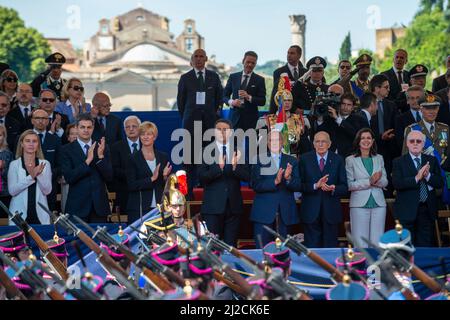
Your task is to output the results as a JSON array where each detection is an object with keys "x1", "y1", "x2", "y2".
[
  {"x1": 292, "y1": 56, "x2": 329, "y2": 113},
  {"x1": 31, "y1": 52, "x2": 67, "y2": 101}
]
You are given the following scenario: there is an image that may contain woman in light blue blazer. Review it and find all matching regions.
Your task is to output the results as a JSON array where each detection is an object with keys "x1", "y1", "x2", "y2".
[
  {"x1": 55, "y1": 78, "x2": 91, "y2": 123},
  {"x1": 345, "y1": 128, "x2": 388, "y2": 248}
]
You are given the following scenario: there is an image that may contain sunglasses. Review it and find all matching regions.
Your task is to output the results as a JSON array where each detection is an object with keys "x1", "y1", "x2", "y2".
[
  {"x1": 5, "y1": 77, "x2": 18, "y2": 82},
  {"x1": 42, "y1": 98, "x2": 55, "y2": 103},
  {"x1": 408, "y1": 139, "x2": 423, "y2": 144},
  {"x1": 70, "y1": 86, "x2": 84, "y2": 92},
  {"x1": 340, "y1": 66, "x2": 351, "y2": 70}
]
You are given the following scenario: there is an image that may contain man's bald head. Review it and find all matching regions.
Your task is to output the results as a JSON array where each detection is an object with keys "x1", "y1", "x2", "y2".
[
  {"x1": 191, "y1": 49, "x2": 208, "y2": 70},
  {"x1": 328, "y1": 84, "x2": 344, "y2": 96},
  {"x1": 92, "y1": 92, "x2": 112, "y2": 116},
  {"x1": 313, "y1": 131, "x2": 331, "y2": 156},
  {"x1": 31, "y1": 108, "x2": 49, "y2": 132}
]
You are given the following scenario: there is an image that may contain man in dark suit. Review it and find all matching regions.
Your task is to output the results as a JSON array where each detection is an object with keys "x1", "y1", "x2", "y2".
[
  {"x1": 437, "y1": 85, "x2": 450, "y2": 126},
  {"x1": 328, "y1": 93, "x2": 367, "y2": 158},
  {"x1": 223, "y1": 51, "x2": 266, "y2": 132},
  {"x1": 392, "y1": 130, "x2": 443, "y2": 247},
  {"x1": 432, "y1": 55, "x2": 450, "y2": 93},
  {"x1": 370, "y1": 74, "x2": 399, "y2": 195},
  {"x1": 198, "y1": 119, "x2": 250, "y2": 246},
  {"x1": 31, "y1": 108, "x2": 62, "y2": 211},
  {"x1": 177, "y1": 49, "x2": 223, "y2": 198},
  {"x1": 60, "y1": 113, "x2": 113, "y2": 222},
  {"x1": 250, "y1": 130, "x2": 301, "y2": 247},
  {"x1": 270, "y1": 45, "x2": 307, "y2": 113},
  {"x1": 381, "y1": 49, "x2": 411, "y2": 101},
  {"x1": 91, "y1": 92, "x2": 123, "y2": 146},
  {"x1": 0, "y1": 92, "x2": 21, "y2": 151},
  {"x1": 38, "y1": 89, "x2": 69, "y2": 143},
  {"x1": 8, "y1": 83, "x2": 34, "y2": 132},
  {"x1": 299, "y1": 131, "x2": 348, "y2": 248},
  {"x1": 110, "y1": 115, "x2": 141, "y2": 214},
  {"x1": 395, "y1": 86, "x2": 425, "y2": 149},
  {"x1": 358, "y1": 92, "x2": 378, "y2": 129}
]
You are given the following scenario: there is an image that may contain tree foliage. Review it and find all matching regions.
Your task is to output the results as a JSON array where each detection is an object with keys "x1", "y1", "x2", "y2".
[
  {"x1": 0, "y1": 6, "x2": 50, "y2": 82},
  {"x1": 339, "y1": 32, "x2": 352, "y2": 61}
]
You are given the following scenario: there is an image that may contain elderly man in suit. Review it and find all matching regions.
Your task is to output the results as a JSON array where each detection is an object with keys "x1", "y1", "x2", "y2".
[
  {"x1": 38, "y1": 89, "x2": 70, "y2": 143},
  {"x1": 110, "y1": 115, "x2": 141, "y2": 214},
  {"x1": 177, "y1": 49, "x2": 223, "y2": 198},
  {"x1": 60, "y1": 113, "x2": 113, "y2": 222},
  {"x1": 393, "y1": 130, "x2": 443, "y2": 246},
  {"x1": 198, "y1": 119, "x2": 250, "y2": 246},
  {"x1": 299, "y1": 131, "x2": 348, "y2": 248},
  {"x1": 91, "y1": 92, "x2": 123, "y2": 146},
  {"x1": 250, "y1": 130, "x2": 301, "y2": 248}
]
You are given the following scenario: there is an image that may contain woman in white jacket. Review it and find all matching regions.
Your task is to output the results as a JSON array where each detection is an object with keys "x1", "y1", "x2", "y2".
[
  {"x1": 346, "y1": 128, "x2": 388, "y2": 248},
  {"x1": 8, "y1": 130, "x2": 52, "y2": 224}
]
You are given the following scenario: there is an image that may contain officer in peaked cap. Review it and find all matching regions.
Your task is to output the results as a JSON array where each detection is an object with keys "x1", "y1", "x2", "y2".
[
  {"x1": 396, "y1": 64, "x2": 433, "y2": 113},
  {"x1": 292, "y1": 56, "x2": 329, "y2": 113},
  {"x1": 30, "y1": 52, "x2": 67, "y2": 101},
  {"x1": 350, "y1": 53, "x2": 373, "y2": 99}
]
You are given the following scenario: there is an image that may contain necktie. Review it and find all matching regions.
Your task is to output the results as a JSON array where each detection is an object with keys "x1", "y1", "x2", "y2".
[
  {"x1": 319, "y1": 158, "x2": 325, "y2": 172},
  {"x1": 24, "y1": 107, "x2": 29, "y2": 119},
  {"x1": 377, "y1": 101, "x2": 385, "y2": 134},
  {"x1": 99, "y1": 117, "x2": 105, "y2": 130},
  {"x1": 414, "y1": 157, "x2": 428, "y2": 202},
  {"x1": 132, "y1": 142, "x2": 138, "y2": 154},
  {"x1": 84, "y1": 144, "x2": 90, "y2": 156},
  {"x1": 240, "y1": 75, "x2": 249, "y2": 91},
  {"x1": 415, "y1": 111, "x2": 421, "y2": 122},
  {"x1": 397, "y1": 71, "x2": 403, "y2": 85},
  {"x1": 430, "y1": 124, "x2": 435, "y2": 137},
  {"x1": 0, "y1": 119, "x2": 4, "y2": 124},
  {"x1": 293, "y1": 67, "x2": 299, "y2": 81},
  {"x1": 222, "y1": 145, "x2": 227, "y2": 163},
  {"x1": 197, "y1": 71, "x2": 205, "y2": 90},
  {"x1": 38, "y1": 133, "x2": 43, "y2": 144}
]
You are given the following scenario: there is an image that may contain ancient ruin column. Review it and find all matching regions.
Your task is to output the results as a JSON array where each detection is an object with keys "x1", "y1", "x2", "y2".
[{"x1": 289, "y1": 15, "x2": 306, "y2": 65}]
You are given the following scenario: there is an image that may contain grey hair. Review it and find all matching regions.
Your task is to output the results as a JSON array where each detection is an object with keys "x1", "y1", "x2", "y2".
[
  {"x1": 123, "y1": 115, "x2": 141, "y2": 127},
  {"x1": 406, "y1": 130, "x2": 426, "y2": 142}
]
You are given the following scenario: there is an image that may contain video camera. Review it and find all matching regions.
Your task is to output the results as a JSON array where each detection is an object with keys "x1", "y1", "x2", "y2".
[{"x1": 312, "y1": 92, "x2": 341, "y2": 117}]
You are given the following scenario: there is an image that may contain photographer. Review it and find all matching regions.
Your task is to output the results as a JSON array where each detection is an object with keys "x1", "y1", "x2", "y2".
[
  {"x1": 308, "y1": 85, "x2": 344, "y2": 153},
  {"x1": 30, "y1": 53, "x2": 67, "y2": 101},
  {"x1": 329, "y1": 93, "x2": 367, "y2": 158}
]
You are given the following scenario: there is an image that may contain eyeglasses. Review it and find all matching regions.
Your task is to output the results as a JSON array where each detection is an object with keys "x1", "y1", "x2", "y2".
[
  {"x1": 70, "y1": 86, "x2": 84, "y2": 92},
  {"x1": 5, "y1": 77, "x2": 18, "y2": 83},
  {"x1": 32, "y1": 117, "x2": 49, "y2": 121},
  {"x1": 340, "y1": 66, "x2": 351, "y2": 70},
  {"x1": 408, "y1": 139, "x2": 423, "y2": 144},
  {"x1": 41, "y1": 98, "x2": 55, "y2": 103}
]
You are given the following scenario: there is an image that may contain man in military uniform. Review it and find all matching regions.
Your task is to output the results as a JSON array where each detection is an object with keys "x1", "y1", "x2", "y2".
[
  {"x1": 395, "y1": 64, "x2": 433, "y2": 113},
  {"x1": 402, "y1": 94, "x2": 448, "y2": 162},
  {"x1": 350, "y1": 53, "x2": 373, "y2": 99},
  {"x1": 292, "y1": 56, "x2": 329, "y2": 113},
  {"x1": 30, "y1": 52, "x2": 67, "y2": 101}
]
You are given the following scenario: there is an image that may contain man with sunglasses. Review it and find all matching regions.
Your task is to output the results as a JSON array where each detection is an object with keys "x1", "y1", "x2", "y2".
[
  {"x1": 0, "y1": 91, "x2": 21, "y2": 151},
  {"x1": 331, "y1": 60, "x2": 355, "y2": 94},
  {"x1": 30, "y1": 52, "x2": 67, "y2": 101},
  {"x1": 350, "y1": 54, "x2": 373, "y2": 99},
  {"x1": 38, "y1": 89, "x2": 69, "y2": 142},
  {"x1": 392, "y1": 130, "x2": 443, "y2": 246}
]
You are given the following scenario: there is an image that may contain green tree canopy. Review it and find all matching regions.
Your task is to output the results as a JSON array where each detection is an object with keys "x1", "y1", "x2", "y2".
[
  {"x1": 0, "y1": 6, "x2": 50, "y2": 82},
  {"x1": 339, "y1": 32, "x2": 352, "y2": 61}
]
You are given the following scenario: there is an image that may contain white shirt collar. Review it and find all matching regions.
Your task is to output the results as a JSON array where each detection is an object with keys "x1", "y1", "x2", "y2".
[
  {"x1": 19, "y1": 104, "x2": 31, "y2": 110},
  {"x1": 77, "y1": 138, "x2": 92, "y2": 150},
  {"x1": 316, "y1": 152, "x2": 328, "y2": 163},
  {"x1": 409, "y1": 152, "x2": 422, "y2": 163},
  {"x1": 127, "y1": 137, "x2": 140, "y2": 150},
  {"x1": 423, "y1": 120, "x2": 435, "y2": 132},
  {"x1": 393, "y1": 66, "x2": 404, "y2": 74},
  {"x1": 194, "y1": 68, "x2": 206, "y2": 75},
  {"x1": 33, "y1": 128, "x2": 46, "y2": 136},
  {"x1": 288, "y1": 63, "x2": 299, "y2": 73}
]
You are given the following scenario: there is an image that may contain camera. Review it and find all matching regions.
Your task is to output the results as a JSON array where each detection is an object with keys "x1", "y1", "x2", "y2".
[{"x1": 312, "y1": 92, "x2": 341, "y2": 117}]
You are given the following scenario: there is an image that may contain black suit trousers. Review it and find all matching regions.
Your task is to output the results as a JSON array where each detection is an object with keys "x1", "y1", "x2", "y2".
[
  {"x1": 202, "y1": 200, "x2": 240, "y2": 247},
  {"x1": 401, "y1": 203, "x2": 435, "y2": 247}
]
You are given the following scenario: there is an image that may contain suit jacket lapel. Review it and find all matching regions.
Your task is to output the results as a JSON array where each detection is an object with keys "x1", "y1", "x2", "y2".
[
  {"x1": 284, "y1": 65, "x2": 294, "y2": 80},
  {"x1": 74, "y1": 141, "x2": 87, "y2": 160}
]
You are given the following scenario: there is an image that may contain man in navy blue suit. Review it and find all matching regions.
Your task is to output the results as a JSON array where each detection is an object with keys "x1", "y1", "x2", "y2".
[
  {"x1": 177, "y1": 49, "x2": 223, "y2": 198},
  {"x1": 299, "y1": 131, "x2": 348, "y2": 248},
  {"x1": 250, "y1": 130, "x2": 301, "y2": 248},
  {"x1": 198, "y1": 119, "x2": 250, "y2": 246},
  {"x1": 31, "y1": 108, "x2": 62, "y2": 211},
  {"x1": 223, "y1": 51, "x2": 266, "y2": 132},
  {"x1": 60, "y1": 113, "x2": 113, "y2": 222}
]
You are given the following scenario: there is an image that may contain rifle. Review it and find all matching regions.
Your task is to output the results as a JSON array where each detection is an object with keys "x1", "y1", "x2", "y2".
[
  {"x1": 74, "y1": 217, "x2": 178, "y2": 292},
  {"x1": 129, "y1": 225, "x2": 166, "y2": 246},
  {"x1": 266, "y1": 267, "x2": 311, "y2": 300},
  {"x1": 0, "y1": 201, "x2": 68, "y2": 281},
  {"x1": 362, "y1": 236, "x2": 443, "y2": 295},
  {"x1": 263, "y1": 226, "x2": 344, "y2": 283},
  {"x1": 0, "y1": 251, "x2": 65, "y2": 300},
  {"x1": 45, "y1": 209, "x2": 145, "y2": 299},
  {"x1": 0, "y1": 263, "x2": 28, "y2": 300}
]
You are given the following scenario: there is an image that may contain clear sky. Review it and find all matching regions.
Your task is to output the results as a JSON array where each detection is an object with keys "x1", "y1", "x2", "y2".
[{"x1": 1, "y1": 0, "x2": 420, "y2": 65}]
